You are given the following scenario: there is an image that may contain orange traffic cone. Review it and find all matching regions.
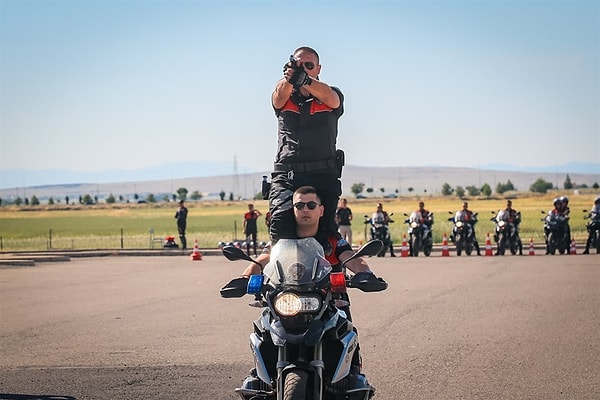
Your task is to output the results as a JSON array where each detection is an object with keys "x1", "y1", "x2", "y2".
[
  {"x1": 441, "y1": 232, "x2": 450, "y2": 257},
  {"x1": 569, "y1": 238, "x2": 577, "y2": 255},
  {"x1": 484, "y1": 233, "x2": 493, "y2": 256},
  {"x1": 528, "y1": 238, "x2": 535, "y2": 256},
  {"x1": 401, "y1": 233, "x2": 409, "y2": 257},
  {"x1": 190, "y1": 239, "x2": 202, "y2": 261}
]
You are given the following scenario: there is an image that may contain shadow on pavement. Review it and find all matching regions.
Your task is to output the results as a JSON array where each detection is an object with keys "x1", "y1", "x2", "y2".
[{"x1": 0, "y1": 395, "x2": 77, "y2": 400}]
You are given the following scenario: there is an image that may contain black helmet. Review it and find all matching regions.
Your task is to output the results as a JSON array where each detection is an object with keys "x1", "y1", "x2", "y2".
[
  {"x1": 595, "y1": 196, "x2": 600, "y2": 204},
  {"x1": 553, "y1": 197, "x2": 561, "y2": 207}
]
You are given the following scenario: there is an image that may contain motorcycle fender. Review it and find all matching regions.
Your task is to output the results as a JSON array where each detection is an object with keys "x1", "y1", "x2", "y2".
[
  {"x1": 331, "y1": 330, "x2": 358, "y2": 383},
  {"x1": 250, "y1": 332, "x2": 272, "y2": 385}
]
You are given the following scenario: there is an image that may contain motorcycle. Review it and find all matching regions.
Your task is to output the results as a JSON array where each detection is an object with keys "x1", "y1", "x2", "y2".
[
  {"x1": 364, "y1": 213, "x2": 394, "y2": 257},
  {"x1": 541, "y1": 211, "x2": 570, "y2": 255},
  {"x1": 490, "y1": 210, "x2": 522, "y2": 255},
  {"x1": 404, "y1": 212, "x2": 434, "y2": 257},
  {"x1": 583, "y1": 209, "x2": 600, "y2": 254},
  {"x1": 447, "y1": 212, "x2": 478, "y2": 256},
  {"x1": 220, "y1": 238, "x2": 388, "y2": 400}
]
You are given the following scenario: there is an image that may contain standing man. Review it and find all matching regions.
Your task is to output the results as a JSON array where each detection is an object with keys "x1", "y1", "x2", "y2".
[
  {"x1": 174, "y1": 200, "x2": 188, "y2": 250},
  {"x1": 243, "y1": 203, "x2": 262, "y2": 256},
  {"x1": 336, "y1": 198, "x2": 353, "y2": 246},
  {"x1": 268, "y1": 46, "x2": 345, "y2": 243}
]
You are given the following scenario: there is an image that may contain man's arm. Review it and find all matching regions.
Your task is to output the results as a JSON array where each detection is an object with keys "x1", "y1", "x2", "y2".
[
  {"x1": 240, "y1": 253, "x2": 270, "y2": 278},
  {"x1": 302, "y1": 79, "x2": 340, "y2": 109},
  {"x1": 272, "y1": 78, "x2": 294, "y2": 109},
  {"x1": 338, "y1": 250, "x2": 372, "y2": 274}
]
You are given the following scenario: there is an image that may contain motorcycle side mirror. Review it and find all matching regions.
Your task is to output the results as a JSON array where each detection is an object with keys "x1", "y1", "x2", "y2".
[
  {"x1": 222, "y1": 246, "x2": 263, "y2": 269},
  {"x1": 341, "y1": 240, "x2": 383, "y2": 268}
]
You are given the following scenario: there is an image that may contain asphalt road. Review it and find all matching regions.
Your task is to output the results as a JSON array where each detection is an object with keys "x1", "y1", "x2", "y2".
[{"x1": 1, "y1": 253, "x2": 599, "y2": 400}]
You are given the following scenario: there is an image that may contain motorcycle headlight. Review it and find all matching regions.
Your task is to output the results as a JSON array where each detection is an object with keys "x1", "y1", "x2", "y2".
[
  {"x1": 273, "y1": 292, "x2": 321, "y2": 317},
  {"x1": 498, "y1": 221, "x2": 506, "y2": 228},
  {"x1": 410, "y1": 222, "x2": 418, "y2": 229},
  {"x1": 456, "y1": 221, "x2": 463, "y2": 228}
]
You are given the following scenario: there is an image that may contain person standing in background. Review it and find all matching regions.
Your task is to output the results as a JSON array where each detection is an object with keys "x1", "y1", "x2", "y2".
[
  {"x1": 175, "y1": 200, "x2": 188, "y2": 250},
  {"x1": 336, "y1": 198, "x2": 353, "y2": 246},
  {"x1": 243, "y1": 204, "x2": 262, "y2": 256}
]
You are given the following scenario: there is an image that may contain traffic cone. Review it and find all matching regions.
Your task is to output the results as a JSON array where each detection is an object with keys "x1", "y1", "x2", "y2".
[
  {"x1": 484, "y1": 233, "x2": 493, "y2": 256},
  {"x1": 528, "y1": 238, "x2": 535, "y2": 256},
  {"x1": 190, "y1": 239, "x2": 202, "y2": 261},
  {"x1": 401, "y1": 233, "x2": 409, "y2": 257},
  {"x1": 569, "y1": 238, "x2": 577, "y2": 255},
  {"x1": 441, "y1": 232, "x2": 450, "y2": 257}
]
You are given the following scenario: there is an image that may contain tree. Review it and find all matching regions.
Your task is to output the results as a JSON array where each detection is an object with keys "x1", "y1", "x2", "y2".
[
  {"x1": 481, "y1": 183, "x2": 492, "y2": 197},
  {"x1": 379, "y1": 187, "x2": 385, "y2": 195},
  {"x1": 564, "y1": 174, "x2": 573, "y2": 189},
  {"x1": 229, "y1": 192, "x2": 234, "y2": 201},
  {"x1": 146, "y1": 193, "x2": 157, "y2": 203},
  {"x1": 82, "y1": 194, "x2": 94, "y2": 205},
  {"x1": 190, "y1": 191, "x2": 202, "y2": 201},
  {"x1": 441, "y1": 183, "x2": 453, "y2": 196},
  {"x1": 65, "y1": 195, "x2": 70, "y2": 205},
  {"x1": 351, "y1": 183, "x2": 365, "y2": 197},
  {"x1": 466, "y1": 185, "x2": 480, "y2": 196},
  {"x1": 455, "y1": 186, "x2": 465, "y2": 198},
  {"x1": 496, "y1": 179, "x2": 515, "y2": 194},
  {"x1": 31, "y1": 195, "x2": 40, "y2": 206},
  {"x1": 106, "y1": 194, "x2": 116, "y2": 204},
  {"x1": 530, "y1": 178, "x2": 553, "y2": 193},
  {"x1": 219, "y1": 190, "x2": 226, "y2": 201},
  {"x1": 48, "y1": 197, "x2": 55, "y2": 205},
  {"x1": 176, "y1": 187, "x2": 188, "y2": 201},
  {"x1": 593, "y1": 182, "x2": 599, "y2": 189},
  {"x1": 366, "y1": 187, "x2": 374, "y2": 195},
  {"x1": 407, "y1": 187, "x2": 414, "y2": 193},
  {"x1": 15, "y1": 196, "x2": 23, "y2": 206}
]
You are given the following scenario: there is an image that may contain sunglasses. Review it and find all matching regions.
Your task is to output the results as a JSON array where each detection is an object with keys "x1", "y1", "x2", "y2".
[
  {"x1": 303, "y1": 61, "x2": 315, "y2": 70},
  {"x1": 293, "y1": 201, "x2": 320, "y2": 210}
]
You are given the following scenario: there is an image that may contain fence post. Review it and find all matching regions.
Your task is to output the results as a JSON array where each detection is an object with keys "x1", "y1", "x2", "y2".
[
  {"x1": 121, "y1": 228, "x2": 124, "y2": 249},
  {"x1": 48, "y1": 228, "x2": 52, "y2": 250}
]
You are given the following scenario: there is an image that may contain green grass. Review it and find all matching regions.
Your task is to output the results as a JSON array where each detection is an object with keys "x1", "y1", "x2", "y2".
[{"x1": 0, "y1": 192, "x2": 597, "y2": 251}]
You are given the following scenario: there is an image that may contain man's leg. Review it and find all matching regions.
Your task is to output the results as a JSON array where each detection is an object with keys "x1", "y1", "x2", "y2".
[{"x1": 268, "y1": 175, "x2": 297, "y2": 242}]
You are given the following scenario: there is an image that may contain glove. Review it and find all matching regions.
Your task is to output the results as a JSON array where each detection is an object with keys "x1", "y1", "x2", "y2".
[{"x1": 288, "y1": 66, "x2": 311, "y2": 87}]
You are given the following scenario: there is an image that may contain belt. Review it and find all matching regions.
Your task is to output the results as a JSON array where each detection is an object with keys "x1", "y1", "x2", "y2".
[{"x1": 274, "y1": 158, "x2": 337, "y2": 174}]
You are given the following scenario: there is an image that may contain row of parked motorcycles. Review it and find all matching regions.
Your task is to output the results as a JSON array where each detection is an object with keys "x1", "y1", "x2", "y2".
[{"x1": 364, "y1": 209, "x2": 600, "y2": 257}]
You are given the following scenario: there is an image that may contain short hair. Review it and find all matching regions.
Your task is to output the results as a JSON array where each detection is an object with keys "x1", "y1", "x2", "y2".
[
  {"x1": 294, "y1": 46, "x2": 319, "y2": 63},
  {"x1": 294, "y1": 185, "x2": 321, "y2": 201}
]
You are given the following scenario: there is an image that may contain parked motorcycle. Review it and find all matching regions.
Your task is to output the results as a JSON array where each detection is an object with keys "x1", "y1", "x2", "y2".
[
  {"x1": 364, "y1": 213, "x2": 394, "y2": 257},
  {"x1": 541, "y1": 211, "x2": 570, "y2": 255},
  {"x1": 448, "y1": 212, "x2": 478, "y2": 256},
  {"x1": 583, "y1": 209, "x2": 600, "y2": 254},
  {"x1": 220, "y1": 238, "x2": 388, "y2": 400},
  {"x1": 491, "y1": 210, "x2": 522, "y2": 255},
  {"x1": 404, "y1": 212, "x2": 434, "y2": 257}
]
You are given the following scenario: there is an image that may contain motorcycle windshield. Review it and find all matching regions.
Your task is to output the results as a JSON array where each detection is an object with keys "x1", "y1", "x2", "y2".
[{"x1": 263, "y1": 238, "x2": 332, "y2": 287}]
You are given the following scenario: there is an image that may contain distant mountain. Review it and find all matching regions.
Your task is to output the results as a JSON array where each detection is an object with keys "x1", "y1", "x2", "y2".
[
  {"x1": 478, "y1": 162, "x2": 600, "y2": 175},
  {"x1": 0, "y1": 161, "x2": 253, "y2": 190},
  {"x1": 1, "y1": 164, "x2": 598, "y2": 202}
]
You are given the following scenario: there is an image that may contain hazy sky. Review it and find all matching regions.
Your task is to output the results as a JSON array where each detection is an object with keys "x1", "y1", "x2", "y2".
[{"x1": 1, "y1": 0, "x2": 598, "y2": 179}]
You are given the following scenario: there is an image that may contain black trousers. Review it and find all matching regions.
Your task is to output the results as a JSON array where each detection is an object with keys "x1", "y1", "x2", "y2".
[{"x1": 268, "y1": 170, "x2": 341, "y2": 242}]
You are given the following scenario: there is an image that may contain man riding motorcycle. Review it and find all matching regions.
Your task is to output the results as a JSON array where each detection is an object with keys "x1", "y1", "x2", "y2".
[
  {"x1": 452, "y1": 201, "x2": 481, "y2": 256},
  {"x1": 583, "y1": 196, "x2": 600, "y2": 254},
  {"x1": 494, "y1": 200, "x2": 523, "y2": 256},
  {"x1": 233, "y1": 185, "x2": 386, "y2": 398}
]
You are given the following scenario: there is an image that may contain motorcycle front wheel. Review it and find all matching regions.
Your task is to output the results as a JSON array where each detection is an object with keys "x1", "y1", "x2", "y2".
[
  {"x1": 411, "y1": 237, "x2": 420, "y2": 257},
  {"x1": 547, "y1": 233, "x2": 556, "y2": 255},
  {"x1": 497, "y1": 233, "x2": 506, "y2": 256},
  {"x1": 595, "y1": 231, "x2": 600, "y2": 254},
  {"x1": 283, "y1": 370, "x2": 309, "y2": 400},
  {"x1": 456, "y1": 235, "x2": 463, "y2": 256}
]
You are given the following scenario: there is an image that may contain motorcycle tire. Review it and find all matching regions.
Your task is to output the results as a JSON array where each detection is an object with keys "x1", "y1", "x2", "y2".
[
  {"x1": 456, "y1": 235, "x2": 463, "y2": 256},
  {"x1": 283, "y1": 370, "x2": 309, "y2": 400},
  {"x1": 547, "y1": 233, "x2": 556, "y2": 255},
  {"x1": 595, "y1": 231, "x2": 600, "y2": 254},
  {"x1": 497, "y1": 233, "x2": 506, "y2": 256},
  {"x1": 424, "y1": 243, "x2": 432, "y2": 257},
  {"x1": 465, "y1": 242, "x2": 473, "y2": 256},
  {"x1": 411, "y1": 237, "x2": 420, "y2": 257}
]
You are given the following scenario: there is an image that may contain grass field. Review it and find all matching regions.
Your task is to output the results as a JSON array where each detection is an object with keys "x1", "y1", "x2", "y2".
[{"x1": 0, "y1": 191, "x2": 597, "y2": 251}]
